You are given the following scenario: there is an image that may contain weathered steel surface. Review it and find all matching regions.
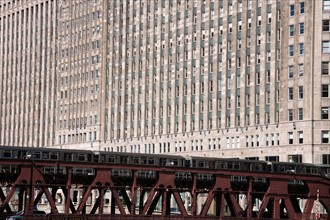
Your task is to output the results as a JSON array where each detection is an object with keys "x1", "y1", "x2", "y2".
[{"x1": 0, "y1": 158, "x2": 329, "y2": 219}]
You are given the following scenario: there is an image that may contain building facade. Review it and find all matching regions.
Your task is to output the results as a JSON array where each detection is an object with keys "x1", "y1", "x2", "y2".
[
  {"x1": 0, "y1": 0, "x2": 57, "y2": 147},
  {"x1": 1, "y1": 0, "x2": 330, "y2": 164}
]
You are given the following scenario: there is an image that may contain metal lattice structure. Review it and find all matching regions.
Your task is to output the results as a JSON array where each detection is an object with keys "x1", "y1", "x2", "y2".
[{"x1": 0, "y1": 158, "x2": 329, "y2": 219}]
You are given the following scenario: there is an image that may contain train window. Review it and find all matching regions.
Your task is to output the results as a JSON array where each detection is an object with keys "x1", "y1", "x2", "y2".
[
  {"x1": 300, "y1": 166, "x2": 306, "y2": 174},
  {"x1": 140, "y1": 157, "x2": 146, "y2": 164},
  {"x1": 198, "y1": 161, "x2": 204, "y2": 168},
  {"x1": 255, "y1": 164, "x2": 262, "y2": 171},
  {"x1": 220, "y1": 162, "x2": 227, "y2": 169},
  {"x1": 107, "y1": 156, "x2": 115, "y2": 163},
  {"x1": 18, "y1": 150, "x2": 27, "y2": 159},
  {"x1": 78, "y1": 154, "x2": 86, "y2": 161},
  {"x1": 43, "y1": 152, "x2": 49, "y2": 160},
  {"x1": 172, "y1": 159, "x2": 178, "y2": 166},
  {"x1": 133, "y1": 157, "x2": 140, "y2": 164},
  {"x1": 185, "y1": 159, "x2": 192, "y2": 167},
  {"x1": 228, "y1": 162, "x2": 233, "y2": 169},
  {"x1": 50, "y1": 153, "x2": 58, "y2": 160},
  {"x1": 33, "y1": 152, "x2": 42, "y2": 159},
  {"x1": 3, "y1": 150, "x2": 12, "y2": 158},
  {"x1": 160, "y1": 158, "x2": 167, "y2": 166},
  {"x1": 148, "y1": 158, "x2": 155, "y2": 165},
  {"x1": 87, "y1": 154, "x2": 92, "y2": 162},
  {"x1": 64, "y1": 153, "x2": 73, "y2": 161},
  {"x1": 234, "y1": 162, "x2": 240, "y2": 170},
  {"x1": 120, "y1": 156, "x2": 128, "y2": 164}
]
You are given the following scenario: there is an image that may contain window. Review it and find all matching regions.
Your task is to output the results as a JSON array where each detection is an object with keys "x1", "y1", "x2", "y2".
[
  {"x1": 298, "y1": 108, "x2": 303, "y2": 120},
  {"x1": 323, "y1": 41, "x2": 330, "y2": 53},
  {"x1": 323, "y1": 20, "x2": 329, "y2": 31},
  {"x1": 298, "y1": 63, "x2": 304, "y2": 76},
  {"x1": 288, "y1": 132, "x2": 293, "y2": 144},
  {"x1": 322, "y1": 62, "x2": 329, "y2": 75},
  {"x1": 299, "y1": 43, "x2": 304, "y2": 55},
  {"x1": 322, "y1": 154, "x2": 330, "y2": 164},
  {"x1": 300, "y1": 2, "x2": 305, "y2": 14},
  {"x1": 288, "y1": 65, "x2": 294, "y2": 78},
  {"x1": 289, "y1": 5, "x2": 294, "y2": 16},
  {"x1": 299, "y1": 22, "x2": 304, "y2": 34},
  {"x1": 289, "y1": 25, "x2": 294, "y2": 36},
  {"x1": 298, "y1": 131, "x2": 303, "y2": 144},
  {"x1": 288, "y1": 109, "x2": 293, "y2": 121},
  {"x1": 324, "y1": 0, "x2": 330, "y2": 10},
  {"x1": 268, "y1": 13, "x2": 272, "y2": 23},
  {"x1": 322, "y1": 84, "x2": 329, "y2": 97},
  {"x1": 288, "y1": 87, "x2": 293, "y2": 100},
  {"x1": 288, "y1": 154, "x2": 302, "y2": 163},
  {"x1": 238, "y1": 20, "x2": 242, "y2": 31},
  {"x1": 248, "y1": 18, "x2": 252, "y2": 29},
  {"x1": 322, "y1": 131, "x2": 329, "y2": 143},
  {"x1": 322, "y1": 107, "x2": 329, "y2": 119},
  {"x1": 298, "y1": 86, "x2": 303, "y2": 99},
  {"x1": 265, "y1": 156, "x2": 279, "y2": 162},
  {"x1": 257, "y1": 35, "x2": 261, "y2": 45},
  {"x1": 289, "y1": 45, "x2": 294, "y2": 56}
]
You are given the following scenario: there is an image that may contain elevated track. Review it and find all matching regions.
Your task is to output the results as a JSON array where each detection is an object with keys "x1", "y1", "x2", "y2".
[{"x1": 0, "y1": 158, "x2": 329, "y2": 219}]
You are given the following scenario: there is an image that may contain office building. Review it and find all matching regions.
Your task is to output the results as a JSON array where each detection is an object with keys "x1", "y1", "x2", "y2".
[{"x1": 1, "y1": 0, "x2": 330, "y2": 164}]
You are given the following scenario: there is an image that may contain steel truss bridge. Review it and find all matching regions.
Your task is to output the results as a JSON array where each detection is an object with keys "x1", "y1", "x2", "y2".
[{"x1": 0, "y1": 158, "x2": 329, "y2": 220}]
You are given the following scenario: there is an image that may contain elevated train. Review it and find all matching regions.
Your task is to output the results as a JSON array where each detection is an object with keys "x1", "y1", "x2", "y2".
[{"x1": 0, "y1": 146, "x2": 329, "y2": 179}]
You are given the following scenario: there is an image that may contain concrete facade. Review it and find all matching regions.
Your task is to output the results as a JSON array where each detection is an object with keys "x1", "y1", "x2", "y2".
[{"x1": 1, "y1": 0, "x2": 330, "y2": 164}]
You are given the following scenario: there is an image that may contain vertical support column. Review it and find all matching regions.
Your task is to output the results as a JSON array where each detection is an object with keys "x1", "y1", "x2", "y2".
[
  {"x1": 130, "y1": 171, "x2": 137, "y2": 215},
  {"x1": 139, "y1": 189, "x2": 145, "y2": 214},
  {"x1": 246, "y1": 177, "x2": 253, "y2": 219},
  {"x1": 24, "y1": 163, "x2": 34, "y2": 217},
  {"x1": 65, "y1": 167, "x2": 72, "y2": 214},
  {"x1": 215, "y1": 191, "x2": 220, "y2": 217},
  {"x1": 191, "y1": 173, "x2": 197, "y2": 216},
  {"x1": 273, "y1": 197, "x2": 281, "y2": 219},
  {"x1": 161, "y1": 189, "x2": 167, "y2": 215},
  {"x1": 99, "y1": 187, "x2": 105, "y2": 215}
]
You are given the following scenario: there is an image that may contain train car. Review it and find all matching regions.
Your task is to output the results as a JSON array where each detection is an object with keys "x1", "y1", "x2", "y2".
[
  {"x1": 98, "y1": 151, "x2": 188, "y2": 167},
  {"x1": 1, "y1": 146, "x2": 330, "y2": 179},
  {"x1": 0, "y1": 146, "x2": 95, "y2": 162}
]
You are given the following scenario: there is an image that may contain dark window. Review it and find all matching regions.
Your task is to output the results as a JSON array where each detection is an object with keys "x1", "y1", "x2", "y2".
[
  {"x1": 288, "y1": 132, "x2": 293, "y2": 144},
  {"x1": 298, "y1": 131, "x2": 304, "y2": 144},
  {"x1": 265, "y1": 156, "x2": 279, "y2": 162},
  {"x1": 323, "y1": 20, "x2": 330, "y2": 31},
  {"x1": 245, "y1": 157, "x2": 259, "y2": 161},
  {"x1": 322, "y1": 107, "x2": 329, "y2": 119},
  {"x1": 322, "y1": 84, "x2": 329, "y2": 97},
  {"x1": 322, "y1": 62, "x2": 329, "y2": 75},
  {"x1": 300, "y1": 2, "x2": 304, "y2": 13},
  {"x1": 288, "y1": 154, "x2": 302, "y2": 163},
  {"x1": 322, "y1": 131, "x2": 329, "y2": 143},
  {"x1": 3, "y1": 150, "x2": 11, "y2": 158},
  {"x1": 78, "y1": 154, "x2": 85, "y2": 161},
  {"x1": 289, "y1": 4, "x2": 294, "y2": 16},
  {"x1": 322, "y1": 154, "x2": 330, "y2": 164}
]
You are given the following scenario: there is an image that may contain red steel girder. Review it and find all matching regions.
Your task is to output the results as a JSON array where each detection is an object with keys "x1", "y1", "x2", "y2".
[{"x1": 0, "y1": 158, "x2": 330, "y2": 219}]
